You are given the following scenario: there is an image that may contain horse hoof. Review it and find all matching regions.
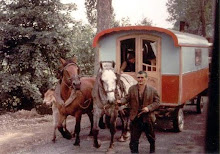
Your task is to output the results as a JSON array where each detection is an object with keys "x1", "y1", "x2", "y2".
[
  {"x1": 124, "y1": 132, "x2": 130, "y2": 138},
  {"x1": 123, "y1": 136, "x2": 129, "y2": 141},
  {"x1": 64, "y1": 133, "x2": 72, "y2": 140},
  {"x1": 74, "y1": 142, "x2": 80, "y2": 146},
  {"x1": 93, "y1": 143, "x2": 101, "y2": 148},
  {"x1": 117, "y1": 136, "x2": 126, "y2": 142},
  {"x1": 107, "y1": 147, "x2": 115, "y2": 154}
]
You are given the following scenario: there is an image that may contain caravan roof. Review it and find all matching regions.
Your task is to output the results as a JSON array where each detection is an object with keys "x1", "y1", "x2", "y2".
[{"x1": 93, "y1": 26, "x2": 210, "y2": 48}]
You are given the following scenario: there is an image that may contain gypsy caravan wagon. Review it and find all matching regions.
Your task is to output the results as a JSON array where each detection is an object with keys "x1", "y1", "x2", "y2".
[{"x1": 92, "y1": 26, "x2": 209, "y2": 132}]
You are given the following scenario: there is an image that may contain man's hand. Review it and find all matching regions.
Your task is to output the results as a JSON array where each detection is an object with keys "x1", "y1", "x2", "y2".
[
  {"x1": 137, "y1": 107, "x2": 149, "y2": 117},
  {"x1": 142, "y1": 107, "x2": 149, "y2": 112},
  {"x1": 116, "y1": 99, "x2": 121, "y2": 104}
]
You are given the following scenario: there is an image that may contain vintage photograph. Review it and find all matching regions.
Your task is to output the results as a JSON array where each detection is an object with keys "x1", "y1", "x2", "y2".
[{"x1": 0, "y1": 0, "x2": 219, "y2": 153}]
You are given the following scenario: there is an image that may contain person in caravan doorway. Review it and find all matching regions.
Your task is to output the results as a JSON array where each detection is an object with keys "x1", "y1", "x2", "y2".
[
  {"x1": 117, "y1": 71, "x2": 160, "y2": 153},
  {"x1": 120, "y1": 53, "x2": 135, "y2": 73}
]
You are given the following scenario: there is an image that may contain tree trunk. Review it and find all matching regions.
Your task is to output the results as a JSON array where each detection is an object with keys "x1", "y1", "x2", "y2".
[
  {"x1": 200, "y1": 0, "x2": 206, "y2": 37},
  {"x1": 96, "y1": 0, "x2": 112, "y2": 33},
  {"x1": 94, "y1": 0, "x2": 112, "y2": 75}
]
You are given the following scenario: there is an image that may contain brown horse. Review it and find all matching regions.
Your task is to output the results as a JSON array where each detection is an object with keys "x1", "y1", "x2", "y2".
[{"x1": 56, "y1": 57, "x2": 95, "y2": 146}]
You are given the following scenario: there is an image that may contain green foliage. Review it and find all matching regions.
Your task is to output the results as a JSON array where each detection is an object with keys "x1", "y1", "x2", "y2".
[
  {"x1": 166, "y1": 0, "x2": 214, "y2": 36},
  {"x1": 67, "y1": 23, "x2": 95, "y2": 75},
  {"x1": 114, "y1": 17, "x2": 132, "y2": 27},
  {"x1": 112, "y1": 17, "x2": 153, "y2": 27},
  {"x1": 0, "y1": 0, "x2": 95, "y2": 111},
  {"x1": 85, "y1": 0, "x2": 97, "y2": 27},
  {"x1": 136, "y1": 17, "x2": 153, "y2": 26}
]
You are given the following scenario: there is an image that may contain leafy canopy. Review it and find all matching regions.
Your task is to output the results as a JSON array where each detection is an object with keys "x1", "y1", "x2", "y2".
[
  {"x1": 0, "y1": 0, "x2": 95, "y2": 111},
  {"x1": 166, "y1": 0, "x2": 214, "y2": 36}
]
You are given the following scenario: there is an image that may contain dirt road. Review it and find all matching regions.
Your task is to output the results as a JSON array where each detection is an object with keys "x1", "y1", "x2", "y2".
[{"x1": 0, "y1": 97, "x2": 208, "y2": 154}]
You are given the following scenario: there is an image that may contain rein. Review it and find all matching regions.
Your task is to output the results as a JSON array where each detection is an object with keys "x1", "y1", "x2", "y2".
[
  {"x1": 78, "y1": 98, "x2": 92, "y2": 109},
  {"x1": 62, "y1": 89, "x2": 92, "y2": 110},
  {"x1": 62, "y1": 79, "x2": 73, "y2": 89}
]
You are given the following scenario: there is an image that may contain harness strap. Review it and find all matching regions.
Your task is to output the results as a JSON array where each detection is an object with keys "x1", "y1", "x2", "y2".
[
  {"x1": 78, "y1": 98, "x2": 92, "y2": 109},
  {"x1": 62, "y1": 79, "x2": 73, "y2": 89}
]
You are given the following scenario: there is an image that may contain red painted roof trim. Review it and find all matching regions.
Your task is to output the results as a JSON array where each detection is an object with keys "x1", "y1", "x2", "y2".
[{"x1": 92, "y1": 26, "x2": 179, "y2": 47}]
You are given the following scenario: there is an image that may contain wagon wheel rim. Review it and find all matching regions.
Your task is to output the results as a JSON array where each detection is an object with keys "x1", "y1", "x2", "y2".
[
  {"x1": 197, "y1": 95, "x2": 204, "y2": 114},
  {"x1": 178, "y1": 109, "x2": 184, "y2": 130},
  {"x1": 200, "y1": 98, "x2": 204, "y2": 112}
]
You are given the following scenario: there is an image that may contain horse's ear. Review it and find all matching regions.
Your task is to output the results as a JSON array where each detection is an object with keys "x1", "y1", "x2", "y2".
[
  {"x1": 60, "y1": 58, "x2": 66, "y2": 65},
  {"x1": 72, "y1": 55, "x2": 77, "y2": 63},
  {"x1": 112, "y1": 61, "x2": 115, "y2": 68}
]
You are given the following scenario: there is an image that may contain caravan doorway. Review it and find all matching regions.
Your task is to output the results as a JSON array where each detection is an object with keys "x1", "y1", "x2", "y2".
[{"x1": 116, "y1": 34, "x2": 161, "y2": 95}]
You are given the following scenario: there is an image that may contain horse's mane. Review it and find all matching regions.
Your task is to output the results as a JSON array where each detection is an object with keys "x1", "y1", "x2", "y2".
[{"x1": 92, "y1": 72, "x2": 106, "y2": 108}]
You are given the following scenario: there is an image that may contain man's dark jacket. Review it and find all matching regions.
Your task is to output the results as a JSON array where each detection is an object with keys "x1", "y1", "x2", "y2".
[{"x1": 121, "y1": 84, "x2": 160, "y2": 122}]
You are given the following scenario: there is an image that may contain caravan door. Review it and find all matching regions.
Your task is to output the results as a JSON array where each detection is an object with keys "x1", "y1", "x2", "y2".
[{"x1": 116, "y1": 34, "x2": 161, "y2": 95}]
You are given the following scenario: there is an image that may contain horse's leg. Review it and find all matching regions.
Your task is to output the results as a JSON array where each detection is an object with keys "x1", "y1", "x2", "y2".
[
  {"x1": 124, "y1": 108, "x2": 131, "y2": 139},
  {"x1": 118, "y1": 110, "x2": 126, "y2": 142},
  {"x1": 57, "y1": 114, "x2": 72, "y2": 139},
  {"x1": 99, "y1": 115, "x2": 106, "y2": 129},
  {"x1": 109, "y1": 111, "x2": 118, "y2": 149},
  {"x1": 63, "y1": 119, "x2": 66, "y2": 130},
  {"x1": 73, "y1": 112, "x2": 82, "y2": 146},
  {"x1": 93, "y1": 106, "x2": 102, "y2": 148},
  {"x1": 52, "y1": 106, "x2": 58, "y2": 142},
  {"x1": 87, "y1": 111, "x2": 93, "y2": 136},
  {"x1": 105, "y1": 115, "x2": 111, "y2": 129},
  {"x1": 52, "y1": 125, "x2": 56, "y2": 142}
]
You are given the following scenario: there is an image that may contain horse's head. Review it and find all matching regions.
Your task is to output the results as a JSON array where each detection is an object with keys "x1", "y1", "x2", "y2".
[
  {"x1": 60, "y1": 57, "x2": 81, "y2": 90},
  {"x1": 43, "y1": 89, "x2": 56, "y2": 106},
  {"x1": 100, "y1": 68, "x2": 117, "y2": 103}
]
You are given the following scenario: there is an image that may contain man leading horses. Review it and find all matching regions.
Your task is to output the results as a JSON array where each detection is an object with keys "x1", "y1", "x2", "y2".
[{"x1": 117, "y1": 71, "x2": 160, "y2": 153}]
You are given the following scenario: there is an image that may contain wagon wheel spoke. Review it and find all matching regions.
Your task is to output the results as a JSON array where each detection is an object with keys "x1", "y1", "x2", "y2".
[
  {"x1": 173, "y1": 109, "x2": 184, "y2": 132},
  {"x1": 196, "y1": 95, "x2": 204, "y2": 114}
]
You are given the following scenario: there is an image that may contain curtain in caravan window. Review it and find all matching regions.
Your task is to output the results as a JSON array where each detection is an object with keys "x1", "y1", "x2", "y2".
[{"x1": 150, "y1": 42, "x2": 157, "y2": 56}]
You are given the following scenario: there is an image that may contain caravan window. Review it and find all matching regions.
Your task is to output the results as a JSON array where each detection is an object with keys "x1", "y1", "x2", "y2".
[
  {"x1": 142, "y1": 39, "x2": 157, "y2": 71},
  {"x1": 120, "y1": 38, "x2": 136, "y2": 72}
]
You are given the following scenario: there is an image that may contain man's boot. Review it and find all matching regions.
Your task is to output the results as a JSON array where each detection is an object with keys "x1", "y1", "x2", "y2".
[{"x1": 150, "y1": 142, "x2": 155, "y2": 153}]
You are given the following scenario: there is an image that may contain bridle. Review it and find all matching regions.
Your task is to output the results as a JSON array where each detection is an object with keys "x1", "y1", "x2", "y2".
[
  {"x1": 61, "y1": 62, "x2": 80, "y2": 74},
  {"x1": 100, "y1": 69, "x2": 120, "y2": 101},
  {"x1": 61, "y1": 62, "x2": 81, "y2": 89}
]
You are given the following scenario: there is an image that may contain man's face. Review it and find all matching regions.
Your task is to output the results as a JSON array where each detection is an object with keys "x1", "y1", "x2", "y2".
[{"x1": 137, "y1": 73, "x2": 147, "y2": 85}]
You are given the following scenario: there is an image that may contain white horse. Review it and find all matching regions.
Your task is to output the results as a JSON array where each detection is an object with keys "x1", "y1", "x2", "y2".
[{"x1": 92, "y1": 61, "x2": 137, "y2": 151}]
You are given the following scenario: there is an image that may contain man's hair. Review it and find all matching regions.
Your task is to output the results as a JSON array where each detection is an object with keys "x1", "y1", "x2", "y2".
[{"x1": 138, "y1": 71, "x2": 148, "y2": 78}]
